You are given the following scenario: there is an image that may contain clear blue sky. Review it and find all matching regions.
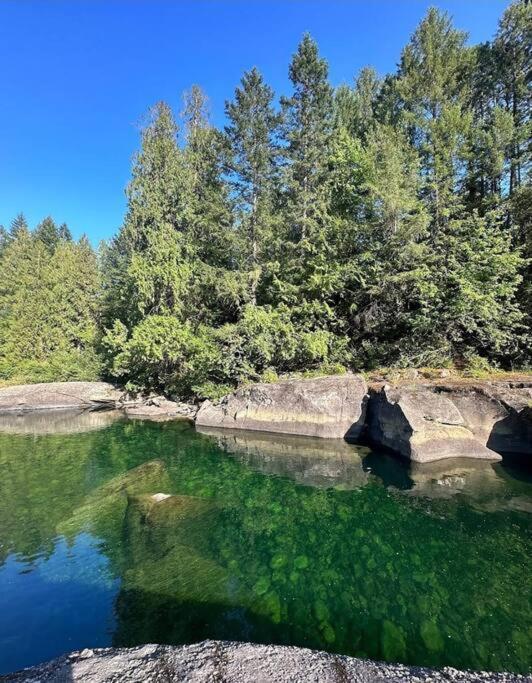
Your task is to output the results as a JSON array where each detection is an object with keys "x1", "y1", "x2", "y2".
[{"x1": 0, "y1": 0, "x2": 508, "y2": 244}]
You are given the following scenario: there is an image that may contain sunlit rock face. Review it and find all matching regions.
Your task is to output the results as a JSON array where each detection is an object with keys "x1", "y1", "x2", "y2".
[
  {"x1": 435, "y1": 383, "x2": 532, "y2": 456},
  {"x1": 0, "y1": 381, "x2": 122, "y2": 413},
  {"x1": 197, "y1": 427, "x2": 370, "y2": 489},
  {"x1": 196, "y1": 374, "x2": 368, "y2": 439},
  {"x1": 367, "y1": 385, "x2": 501, "y2": 463},
  {"x1": 0, "y1": 408, "x2": 123, "y2": 435}
]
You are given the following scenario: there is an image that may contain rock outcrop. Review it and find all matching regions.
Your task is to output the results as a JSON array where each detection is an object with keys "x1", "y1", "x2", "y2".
[
  {"x1": 196, "y1": 374, "x2": 368, "y2": 439},
  {"x1": 0, "y1": 382, "x2": 122, "y2": 413},
  {"x1": 367, "y1": 385, "x2": 502, "y2": 463},
  {"x1": 3, "y1": 641, "x2": 526, "y2": 682},
  {"x1": 432, "y1": 382, "x2": 532, "y2": 455},
  {"x1": 0, "y1": 383, "x2": 197, "y2": 422}
]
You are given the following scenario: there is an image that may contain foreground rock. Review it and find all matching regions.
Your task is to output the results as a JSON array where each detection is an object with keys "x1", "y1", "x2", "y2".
[
  {"x1": 3, "y1": 641, "x2": 526, "y2": 682},
  {"x1": 196, "y1": 374, "x2": 367, "y2": 439},
  {"x1": 367, "y1": 385, "x2": 502, "y2": 463},
  {"x1": 0, "y1": 382, "x2": 122, "y2": 413}
]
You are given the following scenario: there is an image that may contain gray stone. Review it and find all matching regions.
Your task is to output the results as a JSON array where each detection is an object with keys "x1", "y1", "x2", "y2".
[
  {"x1": 123, "y1": 396, "x2": 196, "y2": 421},
  {"x1": 434, "y1": 383, "x2": 532, "y2": 455},
  {"x1": 196, "y1": 374, "x2": 368, "y2": 439},
  {"x1": 0, "y1": 382, "x2": 122, "y2": 413},
  {"x1": 368, "y1": 385, "x2": 501, "y2": 463},
  {"x1": 2, "y1": 641, "x2": 526, "y2": 682}
]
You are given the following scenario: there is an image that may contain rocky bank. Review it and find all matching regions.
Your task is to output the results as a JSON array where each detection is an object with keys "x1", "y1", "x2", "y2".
[
  {"x1": 196, "y1": 374, "x2": 531, "y2": 463},
  {"x1": 0, "y1": 375, "x2": 530, "y2": 462},
  {"x1": 0, "y1": 382, "x2": 196, "y2": 421},
  {"x1": 3, "y1": 641, "x2": 528, "y2": 683},
  {"x1": 196, "y1": 374, "x2": 368, "y2": 439}
]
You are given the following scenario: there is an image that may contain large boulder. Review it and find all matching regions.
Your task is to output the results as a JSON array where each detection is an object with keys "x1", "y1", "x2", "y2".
[
  {"x1": 368, "y1": 385, "x2": 501, "y2": 463},
  {"x1": 0, "y1": 381, "x2": 122, "y2": 413},
  {"x1": 196, "y1": 374, "x2": 368, "y2": 439},
  {"x1": 434, "y1": 382, "x2": 532, "y2": 455}
]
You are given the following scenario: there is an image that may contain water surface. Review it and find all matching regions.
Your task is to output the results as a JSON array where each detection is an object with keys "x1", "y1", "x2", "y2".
[{"x1": 0, "y1": 413, "x2": 530, "y2": 675}]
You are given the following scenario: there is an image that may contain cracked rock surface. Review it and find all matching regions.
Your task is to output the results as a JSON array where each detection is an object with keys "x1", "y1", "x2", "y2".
[
  {"x1": 2, "y1": 641, "x2": 528, "y2": 683},
  {"x1": 0, "y1": 382, "x2": 122, "y2": 413}
]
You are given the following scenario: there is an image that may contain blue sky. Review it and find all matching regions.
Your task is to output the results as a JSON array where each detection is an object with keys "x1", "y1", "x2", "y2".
[{"x1": 0, "y1": 0, "x2": 508, "y2": 244}]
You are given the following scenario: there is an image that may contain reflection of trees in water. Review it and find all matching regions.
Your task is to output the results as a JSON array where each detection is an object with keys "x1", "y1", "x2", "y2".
[{"x1": 0, "y1": 420, "x2": 531, "y2": 672}]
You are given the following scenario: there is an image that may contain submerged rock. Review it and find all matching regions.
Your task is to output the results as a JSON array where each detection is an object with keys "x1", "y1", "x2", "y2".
[
  {"x1": 367, "y1": 385, "x2": 501, "y2": 463},
  {"x1": 3, "y1": 640, "x2": 527, "y2": 682},
  {"x1": 196, "y1": 374, "x2": 368, "y2": 439}
]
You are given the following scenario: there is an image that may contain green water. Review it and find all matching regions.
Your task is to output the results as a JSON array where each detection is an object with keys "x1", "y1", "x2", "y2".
[{"x1": 0, "y1": 411, "x2": 530, "y2": 675}]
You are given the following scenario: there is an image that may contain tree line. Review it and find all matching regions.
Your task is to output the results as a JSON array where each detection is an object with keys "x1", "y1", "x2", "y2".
[{"x1": 1, "y1": 1, "x2": 530, "y2": 396}]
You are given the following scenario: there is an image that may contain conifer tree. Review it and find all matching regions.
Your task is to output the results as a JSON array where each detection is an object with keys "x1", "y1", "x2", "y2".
[
  {"x1": 112, "y1": 101, "x2": 190, "y2": 326},
  {"x1": 493, "y1": 0, "x2": 531, "y2": 195},
  {"x1": 0, "y1": 228, "x2": 101, "y2": 381},
  {"x1": 9, "y1": 213, "x2": 29, "y2": 239},
  {"x1": 58, "y1": 222, "x2": 73, "y2": 241},
  {"x1": 397, "y1": 8, "x2": 471, "y2": 232},
  {"x1": 181, "y1": 85, "x2": 233, "y2": 269},
  {"x1": 225, "y1": 67, "x2": 281, "y2": 303},
  {"x1": 281, "y1": 34, "x2": 333, "y2": 245}
]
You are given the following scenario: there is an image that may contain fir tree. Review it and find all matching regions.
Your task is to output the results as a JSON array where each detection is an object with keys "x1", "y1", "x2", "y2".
[
  {"x1": 225, "y1": 67, "x2": 281, "y2": 303},
  {"x1": 35, "y1": 216, "x2": 60, "y2": 252},
  {"x1": 281, "y1": 34, "x2": 334, "y2": 245},
  {"x1": 9, "y1": 213, "x2": 29, "y2": 239}
]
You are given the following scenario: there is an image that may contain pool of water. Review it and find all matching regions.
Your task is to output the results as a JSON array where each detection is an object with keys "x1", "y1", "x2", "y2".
[{"x1": 0, "y1": 411, "x2": 530, "y2": 675}]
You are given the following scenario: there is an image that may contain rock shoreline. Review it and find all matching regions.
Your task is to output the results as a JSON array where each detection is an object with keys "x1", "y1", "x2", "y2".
[
  {"x1": 0, "y1": 376, "x2": 530, "y2": 463},
  {"x1": 2, "y1": 641, "x2": 528, "y2": 683},
  {"x1": 0, "y1": 381, "x2": 196, "y2": 421},
  {"x1": 197, "y1": 375, "x2": 532, "y2": 463}
]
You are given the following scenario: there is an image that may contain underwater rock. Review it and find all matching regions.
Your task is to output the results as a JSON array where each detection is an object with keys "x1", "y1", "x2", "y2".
[{"x1": 196, "y1": 374, "x2": 368, "y2": 439}]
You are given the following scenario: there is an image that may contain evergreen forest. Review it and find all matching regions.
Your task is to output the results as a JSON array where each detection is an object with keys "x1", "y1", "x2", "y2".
[{"x1": 1, "y1": 1, "x2": 530, "y2": 399}]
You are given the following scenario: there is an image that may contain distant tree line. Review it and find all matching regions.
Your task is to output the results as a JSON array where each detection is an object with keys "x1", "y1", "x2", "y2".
[{"x1": 1, "y1": 1, "x2": 530, "y2": 395}]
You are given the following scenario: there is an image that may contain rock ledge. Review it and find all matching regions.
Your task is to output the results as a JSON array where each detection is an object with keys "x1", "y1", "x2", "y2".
[{"x1": 2, "y1": 641, "x2": 526, "y2": 683}]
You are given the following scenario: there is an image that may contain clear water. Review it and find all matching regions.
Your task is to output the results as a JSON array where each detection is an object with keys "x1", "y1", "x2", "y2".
[{"x1": 0, "y1": 411, "x2": 530, "y2": 675}]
